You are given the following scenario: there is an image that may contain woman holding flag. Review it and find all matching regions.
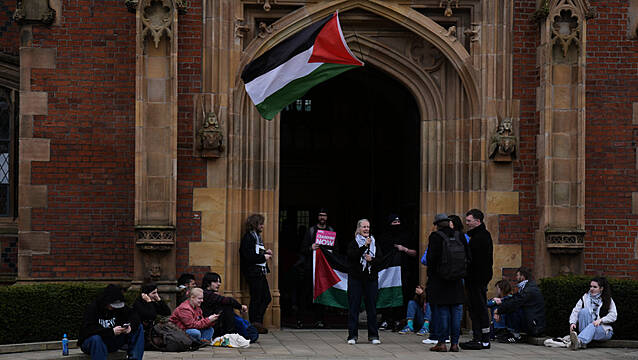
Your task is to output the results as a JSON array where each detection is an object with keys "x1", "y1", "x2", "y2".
[{"x1": 346, "y1": 219, "x2": 383, "y2": 345}]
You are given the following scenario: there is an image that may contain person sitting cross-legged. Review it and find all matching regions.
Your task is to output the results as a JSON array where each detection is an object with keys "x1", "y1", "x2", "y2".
[
  {"x1": 169, "y1": 287, "x2": 219, "y2": 344},
  {"x1": 568, "y1": 277, "x2": 617, "y2": 350},
  {"x1": 398, "y1": 285, "x2": 431, "y2": 336},
  {"x1": 78, "y1": 284, "x2": 144, "y2": 360}
]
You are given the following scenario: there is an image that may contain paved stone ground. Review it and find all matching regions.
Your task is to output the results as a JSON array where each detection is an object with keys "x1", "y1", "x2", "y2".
[{"x1": 3, "y1": 330, "x2": 638, "y2": 360}]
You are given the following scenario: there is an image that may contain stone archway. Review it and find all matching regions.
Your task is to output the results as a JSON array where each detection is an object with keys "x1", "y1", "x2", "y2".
[{"x1": 222, "y1": 1, "x2": 484, "y2": 328}]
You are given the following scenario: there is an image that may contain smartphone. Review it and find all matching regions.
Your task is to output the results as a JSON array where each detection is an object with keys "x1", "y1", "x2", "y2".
[{"x1": 122, "y1": 323, "x2": 130, "y2": 328}]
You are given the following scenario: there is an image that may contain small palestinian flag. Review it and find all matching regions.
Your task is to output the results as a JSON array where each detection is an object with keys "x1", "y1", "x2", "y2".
[{"x1": 241, "y1": 12, "x2": 364, "y2": 120}]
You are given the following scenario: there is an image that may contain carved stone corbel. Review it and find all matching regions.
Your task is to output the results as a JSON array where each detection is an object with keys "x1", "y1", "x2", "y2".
[
  {"x1": 235, "y1": 18, "x2": 250, "y2": 38},
  {"x1": 258, "y1": 22, "x2": 274, "y2": 39},
  {"x1": 441, "y1": 26, "x2": 457, "y2": 42},
  {"x1": 489, "y1": 117, "x2": 517, "y2": 162},
  {"x1": 464, "y1": 23, "x2": 481, "y2": 42},
  {"x1": 13, "y1": 0, "x2": 56, "y2": 26},
  {"x1": 195, "y1": 96, "x2": 224, "y2": 158}
]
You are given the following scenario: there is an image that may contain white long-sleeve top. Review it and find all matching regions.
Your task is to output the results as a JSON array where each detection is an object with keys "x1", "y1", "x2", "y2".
[{"x1": 569, "y1": 292, "x2": 617, "y2": 333}]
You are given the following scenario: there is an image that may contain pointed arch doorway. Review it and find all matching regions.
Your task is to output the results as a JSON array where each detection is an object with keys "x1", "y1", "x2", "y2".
[
  {"x1": 227, "y1": 2, "x2": 483, "y2": 328},
  {"x1": 278, "y1": 65, "x2": 421, "y2": 328}
]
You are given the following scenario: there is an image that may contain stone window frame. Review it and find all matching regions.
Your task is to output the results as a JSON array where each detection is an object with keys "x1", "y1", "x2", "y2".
[{"x1": 0, "y1": 53, "x2": 19, "y2": 221}]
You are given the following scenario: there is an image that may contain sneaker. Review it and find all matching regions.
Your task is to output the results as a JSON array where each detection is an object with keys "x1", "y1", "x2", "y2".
[
  {"x1": 569, "y1": 330, "x2": 579, "y2": 351},
  {"x1": 460, "y1": 340, "x2": 483, "y2": 350},
  {"x1": 296, "y1": 320, "x2": 304, "y2": 329},
  {"x1": 379, "y1": 321, "x2": 389, "y2": 331},
  {"x1": 416, "y1": 327, "x2": 428, "y2": 336},
  {"x1": 398, "y1": 325, "x2": 413, "y2": 334},
  {"x1": 422, "y1": 338, "x2": 438, "y2": 344},
  {"x1": 392, "y1": 321, "x2": 402, "y2": 332},
  {"x1": 371, "y1": 339, "x2": 381, "y2": 345},
  {"x1": 314, "y1": 321, "x2": 325, "y2": 329},
  {"x1": 347, "y1": 338, "x2": 357, "y2": 345}
]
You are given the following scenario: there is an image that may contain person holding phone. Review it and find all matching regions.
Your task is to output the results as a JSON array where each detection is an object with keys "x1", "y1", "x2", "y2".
[
  {"x1": 169, "y1": 287, "x2": 219, "y2": 344},
  {"x1": 201, "y1": 272, "x2": 248, "y2": 337},
  {"x1": 133, "y1": 282, "x2": 171, "y2": 349},
  {"x1": 78, "y1": 284, "x2": 144, "y2": 360}
]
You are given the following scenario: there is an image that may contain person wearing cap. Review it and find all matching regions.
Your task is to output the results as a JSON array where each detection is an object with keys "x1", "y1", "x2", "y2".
[
  {"x1": 377, "y1": 213, "x2": 417, "y2": 331},
  {"x1": 425, "y1": 214, "x2": 468, "y2": 352},
  {"x1": 169, "y1": 287, "x2": 219, "y2": 343},
  {"x1": 298, "y1": 208, "x2": 336, "y2": 328},
  {"x1": 79, "y1": 284, "x2": 144, "y2": 360},
  {"x1": 460, "y1": 208, "x2": 494, "y2": 350},
  {"x1": 133, "y1": 282, "x2": 171, "y2": 349}
]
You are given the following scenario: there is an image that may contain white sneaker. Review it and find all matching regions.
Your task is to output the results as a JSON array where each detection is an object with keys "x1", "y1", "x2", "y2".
[
  {"x1": 422, "y1": 338, "x2": 437, "y2": 344},
  {"x1": 371, "y1": 339, "x2": 381, "y2": 345},
  {"x1": 347, "y1": 338, "x2": 356, "y2": 345}
]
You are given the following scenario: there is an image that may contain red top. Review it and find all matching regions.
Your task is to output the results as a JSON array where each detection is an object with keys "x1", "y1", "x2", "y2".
[{"x1": 169, "y1": 300, "x2": 213, "y2": 330}]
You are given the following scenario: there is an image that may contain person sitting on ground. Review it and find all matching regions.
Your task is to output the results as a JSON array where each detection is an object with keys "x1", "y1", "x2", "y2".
[
  {"x1": 176, "y1": 273, "x2": 197, "y2": 304},
  {"x1": 568, "y1": 277, "x2": 617, "y2": 351},
  {"x1": 493, "y1": 267, "x2": 546, "y2": 342},
  {"x1": 133, "y1": 282, "x2": 171, "y2": 350},
  {"x1": 78, "y1": 284, "x2": 144, "y2": 360},
  {"x1": 398, "y1": 285, "x2": 431, "y2": 336},
  {"x1": 169, "y1": 287, "x2": 219, "y2": 344},
  {"x1": 201, "y1": 272, "x2": 249, "y2": 337},
  {"x1": 487, "y1": 279, "x2": 514, "y2": 339}
]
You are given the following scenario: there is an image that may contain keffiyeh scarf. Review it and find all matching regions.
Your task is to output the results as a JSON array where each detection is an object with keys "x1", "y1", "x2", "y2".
[
  {"x1": 355, "y1": 234, "x2": 375, "y2": 273},
  {"x1": 589, "y1": 292, "x2": 602, "y2": 320}
]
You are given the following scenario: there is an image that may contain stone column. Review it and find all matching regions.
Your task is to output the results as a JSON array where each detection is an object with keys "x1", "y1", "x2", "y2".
[
  {"x1": 133, "y1": 0, "x2": 179, "y2": 300},
  {"x1": 536, "y1": 0, "x2": 592, "y2": 277}
]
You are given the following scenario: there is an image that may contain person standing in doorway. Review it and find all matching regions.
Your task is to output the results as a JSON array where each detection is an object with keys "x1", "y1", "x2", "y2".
[
  {"x1": 299, "y1": 208, "x2": 336, "y2": 328},
  {"x1": 377, "y1": 214, "x2": 417, "y2": 331},
  {"x1": 460, "y1": 209, "x2": 494, "y2": 350},
  {"x1": 346, "y1": 219, "x2": 383, "y2": 345},
  {"x1": 239, "y1": 214, "x2": 273, "y2": 334}
]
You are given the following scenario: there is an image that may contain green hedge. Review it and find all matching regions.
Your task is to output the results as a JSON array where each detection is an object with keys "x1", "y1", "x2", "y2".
[
  {"x1": 0, "y1": 283, "x2": 138, "y2": 345},
  {"x1": 539, "y1": 276, "x2": 638, "y2": 339}
]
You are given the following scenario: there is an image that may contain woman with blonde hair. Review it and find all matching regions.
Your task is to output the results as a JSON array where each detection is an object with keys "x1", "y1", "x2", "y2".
[{"x1": 346, "y1": 219, "x2": 383, "y2": 345}]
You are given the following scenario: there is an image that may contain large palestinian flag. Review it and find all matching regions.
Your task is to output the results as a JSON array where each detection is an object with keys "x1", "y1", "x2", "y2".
[
  {"x1": 313, "y1": 248, "x2": 403, "y2": 309},
  {"x1": 241, "y1": 12, "x2": 364, "y2": 120}
]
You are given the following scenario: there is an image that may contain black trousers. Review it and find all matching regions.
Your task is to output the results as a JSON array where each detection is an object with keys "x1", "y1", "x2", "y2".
[
  {"x1": 347, "y1": 275, "x2": 379, "y2": 340},
  {"x1": 246, "y1": 274, "x2": 271, "y2": 324},
  {"x1": 214, "y1": 304, "x2": 238, "y2": 336},
  {"x1": 466, "y1": 281, "x2": 490, "y2": 342}
]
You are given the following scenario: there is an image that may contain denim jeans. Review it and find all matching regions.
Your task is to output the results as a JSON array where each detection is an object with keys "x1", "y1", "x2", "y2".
[
  {"x1": 406, "y1": 301, "x2": 431, "y2": 330},
  {"x1": 80, "y1": 324, "x2": 144, "y2": 360},
  {"x1": 347, "y1": 275, "x2": 379, "y2": 340},
  {"x1": 576, "y1": 308, "x2": 613, "y2": 344},
  {"x1": 185, "y1": 327, "x2": 214, "y2": 342},
  {"x1": 431, "y1": 304, "x2": 462, "y2": 344}
]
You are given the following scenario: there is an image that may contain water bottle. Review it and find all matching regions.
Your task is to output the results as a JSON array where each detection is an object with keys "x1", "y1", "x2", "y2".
[{"x1": 62, "y1": 333, "x2": 69, "y2": 356}]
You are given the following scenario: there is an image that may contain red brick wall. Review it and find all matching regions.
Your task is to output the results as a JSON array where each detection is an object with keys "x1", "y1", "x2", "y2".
[
  {"x1": 28, "y1": 1, "x2": 137, "y2": 278},
  {"x1": 0, "y1": 1, "x2": 19, "y2": 56},
  {"x1": 175, "y1": 1, "x2": 208, "y2": 277},
  {"x1": 584, "y1": 0, "x2": 638, "y2": 277},
  {"x1": 499, "y1": 0, "x2": 540, "y2": 272},
  {"x1": 25, "y1": 0, "x2": 210, "y2": 279}
]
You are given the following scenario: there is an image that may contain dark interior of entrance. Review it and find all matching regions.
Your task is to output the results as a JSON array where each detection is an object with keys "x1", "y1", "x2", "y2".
[{"x1": 278, "y1": 65, "x2": 420, "y2": 328}]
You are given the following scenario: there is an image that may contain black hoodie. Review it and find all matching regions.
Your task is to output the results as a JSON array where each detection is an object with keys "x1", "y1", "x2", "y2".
[{"x1": 78, "y1": 285, "x2": 140, "y2": 346}]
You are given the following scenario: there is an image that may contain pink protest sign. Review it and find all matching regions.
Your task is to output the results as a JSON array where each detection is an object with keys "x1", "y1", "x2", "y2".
[{"x1": 315, "y1": 230, "x2": 336, "y2": 247}]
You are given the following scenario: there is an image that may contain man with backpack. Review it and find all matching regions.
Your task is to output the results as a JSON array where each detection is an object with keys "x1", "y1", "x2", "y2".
[
  {"x1": 460, "y1": 209, "x2": 494, "y2": 350},
  {"x1": 425, "y1": 213, "x2": 469, "y2": 352}
]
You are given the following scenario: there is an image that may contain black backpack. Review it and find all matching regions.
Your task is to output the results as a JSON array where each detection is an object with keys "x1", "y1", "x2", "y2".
[
  {"x1": 436, "y1": 230, "x2": 467, "y2": 280},
  {"x1": 150, "y1": 318, "x2": 203, "y2": 352}
]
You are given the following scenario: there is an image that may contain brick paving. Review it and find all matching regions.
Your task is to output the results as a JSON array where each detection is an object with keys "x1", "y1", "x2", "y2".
[{"x1": 2, "y1": 330, "x2": 637, "y2": 360}]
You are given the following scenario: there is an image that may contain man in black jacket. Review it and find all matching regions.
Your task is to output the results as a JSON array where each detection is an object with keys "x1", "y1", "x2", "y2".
[
  {"x1": 79, "y1": 284, "x2": 144, "y2": 360},
  {"x1": 298, "y1": 208, "x2": 336, "y2": 328},
  {"x1": 493, "y1": 267, "x2": 546, "y2": 340},
  {"x1": 460, "y1": 209, "x2": 494, "y2": 350},
  {"x1": 201, "y1": 272, "x2": 248, "y2": 336}
]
